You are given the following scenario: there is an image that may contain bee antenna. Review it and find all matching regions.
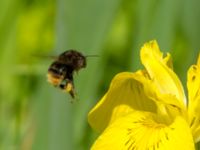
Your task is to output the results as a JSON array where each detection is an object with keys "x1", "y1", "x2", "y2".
[{"x1": 85, "y1": 55, "x2": 99, "y2": 57}]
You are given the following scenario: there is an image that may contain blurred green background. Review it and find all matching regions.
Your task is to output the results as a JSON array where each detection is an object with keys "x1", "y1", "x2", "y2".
[{"x1": 0, "y1": 0, "x2": 200, "y2": 149}]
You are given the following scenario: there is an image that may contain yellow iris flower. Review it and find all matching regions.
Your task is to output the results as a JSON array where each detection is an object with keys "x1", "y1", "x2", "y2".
[{"x1": 88, "y1": 40, "x2": 200, "y2": 150}]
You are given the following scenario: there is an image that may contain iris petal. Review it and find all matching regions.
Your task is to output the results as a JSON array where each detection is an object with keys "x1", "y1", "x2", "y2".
[
  {"x1": 91, "y1": 112, "x2": 195, "y2": 150},
  {"x1": 88, "y1": 40, "x2": 199, "y2": 149},
  {"x1": 187, "y1": 54, "x2": 200, "y2": 142},
  {"x1": 187, "y1": 54, "x2": 200, "y2": 102},
  {"x1": 88, "y1": 72, "x2": 157, "y2": 132},
  {"x1": 140, "y1": 40, "x2": 186, "y2": 105}
]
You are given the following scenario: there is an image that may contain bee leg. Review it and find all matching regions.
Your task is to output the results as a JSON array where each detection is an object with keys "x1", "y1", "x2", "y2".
[
  {"x1": 65, "y1": 81, "x2": 75, "y2": 99},
  {"x1": 59, "y1": 84, "x2": 65, "y2": 89},
  {"x1": 58, "y1": 79, "x2": 67, "y2": 90},
  {"x1": 59, "y1": 78, "x2": 75, "y2": 100}
]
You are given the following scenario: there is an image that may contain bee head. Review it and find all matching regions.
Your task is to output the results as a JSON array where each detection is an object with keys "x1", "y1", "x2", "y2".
[{"x1": 76, "y1": 55, "x2": 86, "y2": 70}]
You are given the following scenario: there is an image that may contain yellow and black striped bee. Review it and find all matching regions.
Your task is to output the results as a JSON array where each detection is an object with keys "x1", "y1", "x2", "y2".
[{"x1": 47, "y1": 50, "x2": 87, "y2": 99}]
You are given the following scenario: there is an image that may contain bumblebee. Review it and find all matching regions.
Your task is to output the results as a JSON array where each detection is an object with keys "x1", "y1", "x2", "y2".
[{"x1": 47, "y1": 50, "x2": 86, "y2": 99}]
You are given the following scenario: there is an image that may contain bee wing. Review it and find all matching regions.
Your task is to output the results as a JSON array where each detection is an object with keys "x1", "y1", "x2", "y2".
[{"x1": 31, "y1": 54, "x2": 59, "y2": 61}]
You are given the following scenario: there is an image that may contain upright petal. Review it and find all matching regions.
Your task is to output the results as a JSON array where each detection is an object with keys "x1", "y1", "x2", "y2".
[
  {"x1": 142, "y1": 77, "x2": 187, "y2": 119},
  {"x1": 187, "y1": 54, "x2": 200, "y2": 142},
  {"x1": 140, "y1": 40, "x2": 186, "y2": 104},
  {"x1": 88, "y1": 72, "x2": 157, "y2": 132},
  {"x1": 187, "y1": 54, "x2": 200, "y2": 103},
  {"x1": 91, "y1": 112, "x2": 195, "y2": 150}
]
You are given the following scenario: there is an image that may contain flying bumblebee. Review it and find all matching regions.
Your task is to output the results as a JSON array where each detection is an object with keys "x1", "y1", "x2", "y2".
[{"x1": 47, "y1": 50, "x2": 87, "y2": 99}]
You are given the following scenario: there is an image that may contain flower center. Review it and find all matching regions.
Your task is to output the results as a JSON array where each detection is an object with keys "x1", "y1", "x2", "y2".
[{"x1": 124, "y1": 117, "x2": 174, "y2": 150}]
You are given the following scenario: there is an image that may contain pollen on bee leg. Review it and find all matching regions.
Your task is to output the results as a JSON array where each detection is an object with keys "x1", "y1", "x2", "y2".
[
  {"x1": 66, "y1": 82, "x2": 73, "y2": 92},
  {"x1": 65, "y1": 82, "x2": 75, "y2": 99}
]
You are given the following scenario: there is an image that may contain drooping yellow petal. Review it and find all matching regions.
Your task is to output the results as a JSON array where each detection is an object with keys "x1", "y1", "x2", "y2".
[
  {"x1": 140, "y1": 40, "x2": 186, "y2": 104},
  {"x1": 91, "y1": 112, "x2": 195, "y2": 150},
  {"x1": 187, "y1": 54, "x2": 200, "y2": 142},
  {"x1": 88, "y1": 72, "x2": 157, "y2": 132}
]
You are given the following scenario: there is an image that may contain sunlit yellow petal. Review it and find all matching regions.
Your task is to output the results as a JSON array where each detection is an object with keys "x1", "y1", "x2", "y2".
[
  {"x1": 91, "y1": 112, "x2": 195, "y2": 150},
  {"x1": 140, "y1": 40, "x2": 186, "y2": 104},
  {"x1": 135, "y1": 70, "x2": 186, "y2": 120},
  {"x1": 142, "y1": 75, "x2": 184, "y2": 107},
  {"x1": 187, "y1": 54, "x2": 200, "y2": 142},
  {"x1": 88, "y1": 72, "x2": 157, "y2": 132}
]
